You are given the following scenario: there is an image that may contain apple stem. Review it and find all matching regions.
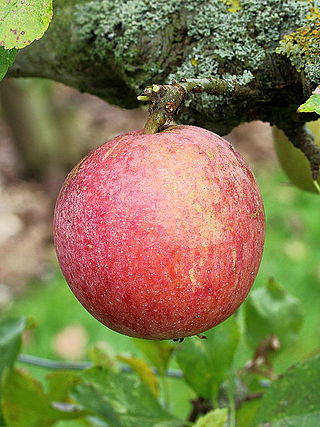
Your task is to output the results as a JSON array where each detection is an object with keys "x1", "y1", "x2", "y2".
[
  {"x1": 139, "y1": 78, "x2": 258, "y2": 134},
  {"x1": 141, "y1": 83, "x2": 186, "y2": 134},
  {"x1": 281, "y1": 123, "x2": 320, "y2": 180}
]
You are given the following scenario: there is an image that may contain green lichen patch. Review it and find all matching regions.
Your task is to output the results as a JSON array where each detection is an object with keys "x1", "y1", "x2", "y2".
[
  {"x1": 74, "y1": 0, "x2": 310, "y2": 94},
  {"x1": 72, "y1": 0, "x2": 314, "y2": 132},
  {"x1": 74, "y1": 0, "x2": 193, "y2": 89},
  {"x1": 276, "y1": 7, "x2": 320, "y2": 83},
  {"x1": 168, "y1": 0, "x2": 309, "y2": 113}
]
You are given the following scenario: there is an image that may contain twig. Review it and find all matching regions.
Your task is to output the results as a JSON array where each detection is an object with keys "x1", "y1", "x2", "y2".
[
  {"x1": 18, "y1": 353, "x2": 183, "y2": 378},
  {"x1": 243, "y1": 335, "x2": 280, "y2": 380},
  {"x1": 138, "y1": 78, "x2": 258, "y2": 134},
  {"x1": 242, "y1": 392, "x2": 264, "y2": 403},
  {"x1": 18, "y1": 354, "x2": 91, "y2": 370},
  {"x1": 178, "y1": 78, "x2": 257, "y2": 97},
  {"x1": 185, "y1": 397, "x2": 213, "y2": 425}
]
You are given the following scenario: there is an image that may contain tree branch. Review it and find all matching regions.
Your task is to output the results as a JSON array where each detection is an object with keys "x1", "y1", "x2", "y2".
[
  {"x1": 8, "y1": 1, "x2": 318, "y2": 136},
  {"x1": 185, "y1": 397, "x2": 213, "y2": 425},
  {"x1": 139, "y1": 78, "x2": 259, "y2": 134}
]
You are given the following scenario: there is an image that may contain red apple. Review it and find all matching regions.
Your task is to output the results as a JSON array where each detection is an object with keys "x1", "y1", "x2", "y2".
[{"x1": 54, "y1": 125, "x2": 265, "y2": 340}]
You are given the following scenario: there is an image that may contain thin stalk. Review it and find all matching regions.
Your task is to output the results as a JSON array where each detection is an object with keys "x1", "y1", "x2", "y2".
[
  {"x1": 227, "y1": 372, "x2": 236, "y2": 427},
  {"x1": 138, "y1": 78, "x2": 258, "y2": 135},
  {"x1": 18, "y1": 353, "x2": 183, "y2": 378},
  {"x1": 161, "y1": 371, "x2": 171, "y2": 409}
]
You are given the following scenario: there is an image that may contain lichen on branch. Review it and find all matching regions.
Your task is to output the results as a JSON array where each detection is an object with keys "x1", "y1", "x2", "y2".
[
  {"x1": 276, "y1": 7, "x2": 320, "y2": 82},
  {"x1": 9, "y1": 0, "x2": 319, "y2": 135}
]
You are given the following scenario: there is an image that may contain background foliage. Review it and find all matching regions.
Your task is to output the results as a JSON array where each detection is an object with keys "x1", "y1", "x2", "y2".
[
  {"x1": 1, "y1": 165, "x2": 319, "y2": 426},
  {"x1": 0, "y1": 1, "x2": 320, "y2": 426}
]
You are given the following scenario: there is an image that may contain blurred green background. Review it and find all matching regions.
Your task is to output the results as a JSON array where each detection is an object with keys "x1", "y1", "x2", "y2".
[{"x1": 0, "y1": 78, "x2": 319, "y2": 421}]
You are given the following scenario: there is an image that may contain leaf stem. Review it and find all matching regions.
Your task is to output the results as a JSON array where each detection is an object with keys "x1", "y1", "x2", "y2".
[
  {"x1": 161, "y1": 371, "x2": 171, "y2": 409},
  {"x1": 227, "y1": 373, "x2": 236, "y2": 427}
]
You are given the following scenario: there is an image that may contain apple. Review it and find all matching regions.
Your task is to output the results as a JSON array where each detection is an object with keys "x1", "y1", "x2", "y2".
[
  {"x1": 273, "y1": 121, "x2": 320, "y2": 193},
  {"x1": 54, "y1": 125, "x2": 265, "y2": 340}
]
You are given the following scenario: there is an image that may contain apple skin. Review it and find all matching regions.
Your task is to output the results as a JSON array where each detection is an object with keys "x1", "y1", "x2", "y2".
[
  {"x1": 273, "y1": 121, "x2": 320, "y2": 193},
  {"x1": 54, "y1": 125, "x2": 265, "y2": 340}
]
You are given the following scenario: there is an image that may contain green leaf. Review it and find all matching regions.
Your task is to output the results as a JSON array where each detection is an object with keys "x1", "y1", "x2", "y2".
[
  {"x1": 262, "y1": 412, "x2": 320, "y2": 427},
  {"x1": 72, "y1": 367, "x2": 181, "y2": 427},
  {"x1": 0, "y1": 46, "x2": 16, "y2": 79},
  {"x1": 193, "y1": 408, "x2": 228, "y2": 427},
  {"x1": 0, "y1": 317, "x2": 27, "y2": 377},
  {"x1": 73, "y1": 378, "x2": 123, "y2": 427},
  {"x1": 2, "y1": 369, "x2": 86, "y2": 427},
  {"x1": 245, "y1": 278, "x2": 303, "y2": 350},
  {"x1": 298, "y1": 90, "x2": 320, "y2": 115},
  {"x1": 0, "y1": 414, "x2": 5, "y2": 426},
  {"x1": 236, "y1": 399, "x2": 261, "y2": 427},
  {"x1": 133, "y1": 339, "x2": 175, "y2": 376},
  {"x1": 46, "y1": 371, "x2": 79, "y2": 403},
  {"x1": 176, "y1": 316, "x2": 239, "y2": 400},
  {"x1": 117, "y1": 354, "x2": 159, "y2": 397},
  {"x1": 88, "y1": 342, "x2": 116, "y2": 369},
  {"x1": 252, "y1": 354, "x2": 320, "y2": 426},
  {"x1": 0, "y1": 0, "x2": 53, "y2": 49},
  {"x1": 55, "y1": 421, "x2": 91, "y2": 427}
]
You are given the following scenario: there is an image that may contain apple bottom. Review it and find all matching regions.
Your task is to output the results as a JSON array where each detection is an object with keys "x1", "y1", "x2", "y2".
[{"x1": 62, "y1": 241, "x2": 261, "y2": 340}]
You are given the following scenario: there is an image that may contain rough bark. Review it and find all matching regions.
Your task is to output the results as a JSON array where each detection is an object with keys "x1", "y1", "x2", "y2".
[{"x1": 8, "y1": 0, "x2": 320, "y2": 135}]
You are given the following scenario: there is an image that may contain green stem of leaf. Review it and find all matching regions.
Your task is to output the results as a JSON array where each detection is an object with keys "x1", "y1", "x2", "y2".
[
  {"x1": 227, "y1": 373, "x2": 236, "y2": 427},
  {"x1": 161, "y1": 372, "x2": 171, "y2": 409}
]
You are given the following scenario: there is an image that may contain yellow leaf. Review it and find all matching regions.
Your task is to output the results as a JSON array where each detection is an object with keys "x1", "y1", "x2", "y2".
[{"x1": 117, "y1": 355, "x2": 159, "y2": 397}]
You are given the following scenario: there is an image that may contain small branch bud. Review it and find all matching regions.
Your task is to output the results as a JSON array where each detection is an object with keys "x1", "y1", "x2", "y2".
[
  {"x1": 152, "y1": 84, "x2": 161, "y2": 93},
  {"x1": 137, "y1": 95, "x2": 150, "y2": 101}
]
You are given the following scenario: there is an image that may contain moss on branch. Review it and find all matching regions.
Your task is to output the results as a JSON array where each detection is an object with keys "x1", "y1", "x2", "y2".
[
  {"x1": 9, "y1": 0, "x2": 320, "y2": 135},
  {"x1": 277, "y1": 7, "x2": 320, "y2": 82}
]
